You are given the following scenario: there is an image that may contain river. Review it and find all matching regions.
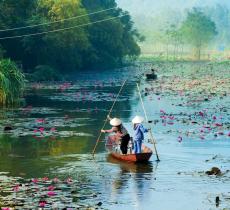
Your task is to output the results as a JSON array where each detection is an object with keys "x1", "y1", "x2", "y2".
[{"x1": 0, "y1": 61, "x2": 230, "y2": 209}]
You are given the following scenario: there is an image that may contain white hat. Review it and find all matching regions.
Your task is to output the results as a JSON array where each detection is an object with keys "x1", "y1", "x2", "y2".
[
  {"x1": 110, "y1": 118, "x2": 122, "y2": 126},
  {"x1": 132, "y1": 116, "x2": 144, "y2": 124}
]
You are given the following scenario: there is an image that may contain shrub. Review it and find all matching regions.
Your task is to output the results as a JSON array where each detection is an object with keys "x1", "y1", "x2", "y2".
[
  {"x1": 0, "y1": 59, "x2": 25, "y2": 106},
  {"x1": 30, "y1": 65, "x2": 61, "y2": 82}
]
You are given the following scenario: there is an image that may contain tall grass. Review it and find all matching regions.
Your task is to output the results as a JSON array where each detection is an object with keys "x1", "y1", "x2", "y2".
[{"x1": 0, "y1": 59, "x2": 25, "y2": 106}]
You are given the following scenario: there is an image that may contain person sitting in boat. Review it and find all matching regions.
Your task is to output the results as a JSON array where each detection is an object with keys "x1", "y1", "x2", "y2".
[
  {"x1": 146, "y1": 68, "x2": 157, "y2": 80},
  {"x1": 132, "y1": 116, "x2": 148, "y2": 154},
  {"x1": 101, "y1": 116, "x2": 130, "y2": 155}
]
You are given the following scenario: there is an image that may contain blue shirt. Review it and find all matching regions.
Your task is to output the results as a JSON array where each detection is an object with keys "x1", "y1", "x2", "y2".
[{"x1": 133, "y1": 124, "x2": 148, "y2": 141}]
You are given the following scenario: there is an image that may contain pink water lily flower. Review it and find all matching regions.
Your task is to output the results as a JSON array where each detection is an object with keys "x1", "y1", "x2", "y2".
[
  {"x1": 214, "y1": 123, "x2": 223, "y2": 127},
  {"x1": 199, "y1": 111, "x2": 204, "y2": 117},
  {"x1": 50, "y1": 127, "x2": 56, "y2": 132},
  {"x1": 39, "y1": 127, "x2": 45, "y2": 133},
  {"x1": 42, "y1": 177, "x2": 49, "y2": 181},
  {"x1": 13, "y1": 185, "x2": 20, "y2": 192},
  {"x1": 168, "y1": 116, "x2": 174, "y2": 120},
  {"x1": 36, "y1": 118, "x2": 45, "y2": 123},
  {"x1": 160, "y1": 109, "x2": 166, "y2": 114},
  {"x1": 66, "y1": 177, "x2": 73, "y2": 184},
  {"x1": 52, "y1": 177, "x2": 60, "y2": 183},
  {"x1": 1, "y1": 208, "x2": 11, "y2": 210},
  {"x1": 39, "y1": 201, "x2": 47, "y2": 207},
  {"x1": 47, "y1": 191, "x2": 56, "y2": 196},
  {"x1": 160, "y1": 115, "x2": 167, "y2": 119},
  {"x1": 47, "y1": 185, "x2": 55, "y2": 191},
  {"x1": 32, "y1": 178, "x2": 38, "y2": 183}
]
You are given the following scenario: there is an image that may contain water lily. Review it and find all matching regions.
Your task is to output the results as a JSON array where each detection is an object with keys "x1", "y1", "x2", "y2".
[
  {"x1": 39, "y1": 127, "x2": 45, "y2": 133},
  {"x1": 50, "y1": 127, "x2": 56, "y2": 132},
  {"x1": 198, "y1": 111, "x2": 204, "y2": 117},
  {"x1": 39, "y1": 201, "x2": 46, "y2": 207},
  {"x1": 42, "y1": 177, "x2": 49, "y2": 181},
  {"x1": 47, "y1": 185, "x2": 55, "y2": 191},
  {"x1": 13, "y1": 185, "x2": 20, "y2": 192},
  {"x1": 214, "y1": 123, "x2": 222, "y2": 127},
  {"x1": 66, "y1": 177, "x2": 73, "y2": 184},
  {"x1": 32, "y1": 178, "x2": 38, "y2": 184},
  {"x1": 47, "y1": 191, "x2": 56, "y2": 196},
  {"x1": 52, "y1": 177, "x2": 60, "y2": 183},
  {"x1": 168, "y1": 116, "x2": 174, "y2": 120},
  {"x1": 160, "y1": 109, "x2": 166, "y2": 114},
  {"x1": 36, "y1": 119, "x2": 45, "y2": 123}
]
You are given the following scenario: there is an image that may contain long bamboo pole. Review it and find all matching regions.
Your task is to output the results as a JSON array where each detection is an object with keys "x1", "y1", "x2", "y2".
[
  {"x1": 136, "y1": 83, "x2": 160, "y2": 161},
  {"x1": 92, "y1": 80, "x2": 127, "y2": 156}
]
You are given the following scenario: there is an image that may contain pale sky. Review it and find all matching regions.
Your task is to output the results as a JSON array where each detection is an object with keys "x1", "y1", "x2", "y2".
[{"x1": 116, "y1": 0, "x2": 230, "y2": 16}]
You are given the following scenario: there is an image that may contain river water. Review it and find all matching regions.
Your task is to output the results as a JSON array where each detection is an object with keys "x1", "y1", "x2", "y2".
[{"x1": 0, "y1": 61, "x2": 230, "y2": 209}]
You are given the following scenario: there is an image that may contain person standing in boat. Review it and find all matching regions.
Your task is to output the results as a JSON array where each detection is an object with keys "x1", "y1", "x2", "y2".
[
  {"x1": 132, "y1": 116, "x2": 148, "y2": 154},
  {"x1": 101, "y1": 116, "x2": 130, "y2": 154}
]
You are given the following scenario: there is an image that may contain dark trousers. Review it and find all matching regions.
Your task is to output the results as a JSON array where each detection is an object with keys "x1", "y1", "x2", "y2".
[{"x1": 120, "y1": 134, "x2": 130, "y2": 154}]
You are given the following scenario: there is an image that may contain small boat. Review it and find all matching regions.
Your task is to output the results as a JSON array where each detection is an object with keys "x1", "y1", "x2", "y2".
[
  {"x1": 107, "y1": 155, "x2": 153, "y2": 173},
  {"x1": 146, "y1": 68, "x2": 158, "y2": 80},
  {"x1": 105, "y1": 136, "x2": 153, "y2": 163},
  {"x1": 146, "y1": 73, "x2": 157, "y2": 80}
]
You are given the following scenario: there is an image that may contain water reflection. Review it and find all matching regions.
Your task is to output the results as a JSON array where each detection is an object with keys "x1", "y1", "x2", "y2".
[{"x1": 107, "y1": 155, "x2": 157, "y2": 209}]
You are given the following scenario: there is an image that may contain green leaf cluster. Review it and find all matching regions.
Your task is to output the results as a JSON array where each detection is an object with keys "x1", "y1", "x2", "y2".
[
  {"x1": 0, "y1": 0, "x2": 141, "y2": 73},
  {"x1": 0, "y1": 59, "x2": 25, "y2": 106}
]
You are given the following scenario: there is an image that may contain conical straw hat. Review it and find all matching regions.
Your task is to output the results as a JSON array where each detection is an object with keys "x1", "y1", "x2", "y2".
[
  {"x1": 110, "y1": 118, "x2": 122, "y2": 126},
  {"x1": 132, "y1": 116, "x2": 144, "y2": 124}
]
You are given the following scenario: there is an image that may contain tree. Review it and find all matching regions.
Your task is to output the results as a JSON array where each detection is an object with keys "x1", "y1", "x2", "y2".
[
  {"x1": 179, "y1": 8, "x2": 217, "y2": 60},
  {"x1": 82, "y1": 0, "x2": 141, "y2": 68},
  {"x1": 0, "y1": 0, "x2": 142, "y2": 74},
  {"x1": 22, "y1": 0, "x2": 91, "y2": 72}
]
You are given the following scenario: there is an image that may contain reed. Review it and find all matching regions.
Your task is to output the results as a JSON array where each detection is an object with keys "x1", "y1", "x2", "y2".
[{"x1": 0, "y1": 59, "x2": 25, "y2": 106}]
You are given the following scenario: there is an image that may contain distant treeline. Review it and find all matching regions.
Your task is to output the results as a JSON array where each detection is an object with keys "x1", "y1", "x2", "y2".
[
  {"x1": 0, "y1": 0, "x2": 142, "y2": 75},
  {"x1": 136, "y1": 4, "x2": 230, "y2": 60}
]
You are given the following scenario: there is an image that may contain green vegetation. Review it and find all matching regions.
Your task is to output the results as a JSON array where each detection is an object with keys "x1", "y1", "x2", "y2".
[
  {"x1": 0, "y1": 0, "x2": 141, "y2": 76},
  {"x1": 0, "y1": 59, "x2": 25, "y2": 106},
  {"x1": 179, "y1": 9, "x2": 217, "y2": 60},
  {"x1": 30, "y1": 65, "x2": 61, "y2": 82},
  {"x1": 120, "y1": 1, "x2": 230, "y2": 60}
]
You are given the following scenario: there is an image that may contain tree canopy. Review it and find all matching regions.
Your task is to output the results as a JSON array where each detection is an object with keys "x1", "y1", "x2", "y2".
[
  {"x1": 0, "y1": 0, "x2": 141, "y2": 74},
  {"x1": 179, "y1": 8, "x2": 217, "y2": 59}
]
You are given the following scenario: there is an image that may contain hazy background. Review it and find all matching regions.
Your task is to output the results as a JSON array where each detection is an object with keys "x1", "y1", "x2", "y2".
[{"x1": 117, "y1": 0, "x2": 230, "y2": 57}]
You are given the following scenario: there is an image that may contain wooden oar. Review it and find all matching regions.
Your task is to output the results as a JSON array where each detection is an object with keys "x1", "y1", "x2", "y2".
[
  {"x1": 136, "y1": 83, "x2": 160, "y2": 161},
  {"x1": 92, "y1": 80, "x2": 127, "y2": 156}
]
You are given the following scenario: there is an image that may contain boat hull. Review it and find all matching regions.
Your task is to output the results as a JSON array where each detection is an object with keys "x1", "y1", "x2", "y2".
[
  {"x1": 110, "y1": 151, "x2": 152, "y2": 163},
  {"x1": 106, "y1": 141, "x2": 153, "y2": 163}
]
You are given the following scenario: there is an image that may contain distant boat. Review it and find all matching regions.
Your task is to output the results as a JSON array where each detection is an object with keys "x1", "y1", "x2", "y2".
[
  {"x1": 105, "y1": 136, "x2": 153, "y2": 163},
  {"x1": 146, "y1": 73, "x2": 157, "y2": 80},
  {"x1": 146, "y1": 68, "x2": 158, "y2": 80}
]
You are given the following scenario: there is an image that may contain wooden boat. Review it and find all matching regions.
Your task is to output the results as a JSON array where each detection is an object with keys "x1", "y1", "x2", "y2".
[
  {"x1": 146, "y1": 73, "x2": 157, "y2": 80},
  {"x1": 105, "y1": 136, "x2": 153, "y2": 163},
  {"x1": 107, "y1": 155, "x2": 153, "y2": 173}
]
